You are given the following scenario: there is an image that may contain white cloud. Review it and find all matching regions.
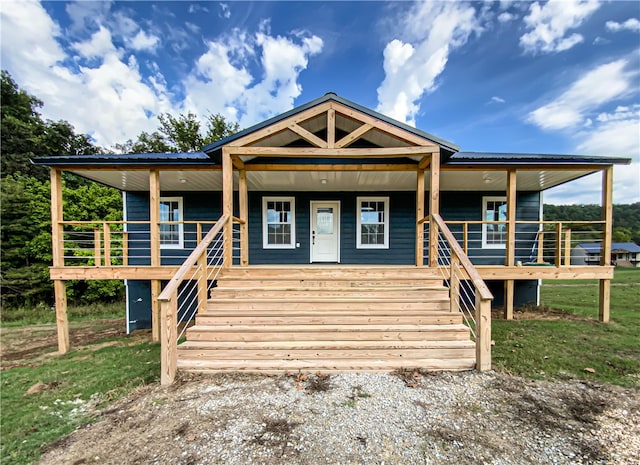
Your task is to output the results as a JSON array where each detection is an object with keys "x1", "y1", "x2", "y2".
[
  {"x1": 606, "y1": 18, "x2": 640, "y2": 33},
  {"x1": 1, "y1": 1, "x2": 323, "y2": 148},
  {"x1": 520, "y1": 0, "x2": 600, "y2": 54},
  {"x1": 527, "y1": 60, "x2": 635, "y2": 130},
  {"x1": 183, "y1": 29, "x2": 323, "y2": 128},
  {"x1": 490, "y1": 96, "x2": 506, "y2": 104},
  {"x1": 219, "y1": 3, "x2": 231, "y2": 19},
  {"x1": 376, "y1": 2, "x2": 481, "y2": 125},
  {"x1": 497, "y1": 12, "x2": 516, "y2": 23},
  {"x1": 593, "y1": 36, "x2": 609, "y2": 45},
  {"x1": 129, "y1": 30, "x2": 160, "y2": 51}
]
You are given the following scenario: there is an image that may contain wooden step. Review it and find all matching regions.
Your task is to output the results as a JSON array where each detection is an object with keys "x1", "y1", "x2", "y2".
[
  {"x1": 176, "y1": 357, "x2": 476, "y2": 372},
  {"x1": 195, "y1": 314, "x2": 463, "y2": 326},
  {"x1": 219, "y1": 266, "x2": 443, "y2": 280},
  {"x1": 209, "y1": 287, "x2": 449, "y2": 298},
  {"x1": 206, "y1": 299, "x2": 450, "y2": 311},
  {"x1": 214, "y1": 279, "x2": 445, "y2": 288},
  {"x1": 186, "y1": 324, "x2": 471, "y2": 342},
  {"x1": 178, "y1": 339, "x2": 475, "y2": 350},
  {"x1": 199, "y1": 309, "x2": 454, "y2": 317}
]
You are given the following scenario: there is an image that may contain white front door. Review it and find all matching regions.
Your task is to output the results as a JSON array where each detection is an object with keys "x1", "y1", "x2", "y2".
[{"x1": 311, "y1": 201, "x2": 340, "y2": 262}]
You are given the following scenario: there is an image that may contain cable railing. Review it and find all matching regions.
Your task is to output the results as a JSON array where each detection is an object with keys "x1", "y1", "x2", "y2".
[
  {"x1": 422, "y1": 214, "x2": 493, "y2": 371},
  {"x1": 158, "y1": 214, "x2": 231, "y2": 385},
  {"x1": 441, "y1": 220, "x2": 605, "y2": 267}
]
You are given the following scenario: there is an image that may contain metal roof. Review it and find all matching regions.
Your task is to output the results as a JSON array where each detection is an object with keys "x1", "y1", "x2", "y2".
[
  {"x1": 32, "y1": 152, "x2": 216, "y2": 166},
  {"x1": 202, "y1": 92, "x2": 460, "y2": 155},
  {"x1": 448, "y1": 152, "x2": 631, "y2": 165},
  {"x1": 577, "y1": 242, "x2": 640, "y2": 253}
]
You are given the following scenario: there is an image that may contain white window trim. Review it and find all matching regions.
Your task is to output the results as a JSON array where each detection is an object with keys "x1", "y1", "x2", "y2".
[
  {"x1": 160, "y1": 196, "x2": 184, "y2": 249},
  {"x1": 356, "y1": 196, "x2": 389, "y2": 249},
  {"x1": 482, "y1": 196, "x2": 507, "y2": 250},
  {"x1": 262, "y1": 196, "x2": 296, "y2": 249}
]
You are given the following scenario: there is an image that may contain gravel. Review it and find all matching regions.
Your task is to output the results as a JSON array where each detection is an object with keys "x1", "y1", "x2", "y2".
[{"x1": 39, "y1": 371, "x2": 640, "y2": 465}]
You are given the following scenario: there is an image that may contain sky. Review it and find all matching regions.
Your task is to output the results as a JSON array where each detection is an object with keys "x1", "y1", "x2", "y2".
[{"x1": 1, "y1": 0, "x2": 639, "y2": 205}]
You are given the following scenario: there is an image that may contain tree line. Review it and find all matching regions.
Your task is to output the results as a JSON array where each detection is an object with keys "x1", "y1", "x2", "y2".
[
  {"x1": 1, "y1": 71, "x2": 638, "y2": 309},
  {"x1": 0, "y1": 71, "x2": 237, "y2": 308}
]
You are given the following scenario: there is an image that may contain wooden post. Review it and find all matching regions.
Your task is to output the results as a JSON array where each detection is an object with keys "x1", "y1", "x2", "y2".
[
  {"x1": 327, "y1": 108, "x2": 336, "y2": 148},
  {"x1": 160, "y1": 299, "x2": 177, "y2": 386},
  {"x1": 149, "y1": 169, "x2": 161, "y2": 341},
  {"x1": 599, "y1": 166, "x2": 613, "y2": 323},
  {"x1": 50, "y1": 169, "x2": 69, "y2": 354},
  {"x1": 416, "y1": 169, "x2": 425, "y2": 266},
  {"x1": 222, "y1": 147, "x2": 233, "y2": 267},
  {"x1": 94, "y1": 229, "x2": 101, "y2": 266},
  {"x1": 428, "y1": 151, "x2": 440, "y2": 267},
  {"x1": 54, "y1": 280, "x2": 70, "y2": 354},
  {"x1": 504, "y1": 279, "x2": 514, "y2": 320},
  {"x1": 239, "y1": 169, "x2": 249, "y2": 266},
  {"x1": 475, "y1": 293, "x2": 492, "y2": 371},
  {"x1": 555, "y1": 222, "x2": 562, "y2": 267},
  {"x1": 151, "y1": 280, "x2": 161, "y2": 342},
  {"x1": 537, "y1": 231, "x2": 545, "y2": 263},
  {"x1": 463, "y1": 223, "x2": 469, "y2": 254},
  {"x1": 504, "y1": 169, "x2": 517, "y2": 320},
  {"x1": 122, "y1": 232, "x2": 129, "y2": 266},
  {"x1": 450, "y1": 252, "x2": 460, "y2": 313},
  {"x1": 50, "y1": 169, "x2": 64, "y2": 268},
  {"x1": 103, "y1": 223, "x2": 111, "y2": 266},
  {"x1": 564, "y1": 228, "x2": 572, "y2": 266},
  {"x1": 197, "y1": 240, "x2": 208, "y2": 313}
]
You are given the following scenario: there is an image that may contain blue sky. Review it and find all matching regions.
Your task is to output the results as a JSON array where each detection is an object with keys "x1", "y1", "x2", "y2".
[{"x1": 1, "y1": 0, "x2": 639, "y2": 204}]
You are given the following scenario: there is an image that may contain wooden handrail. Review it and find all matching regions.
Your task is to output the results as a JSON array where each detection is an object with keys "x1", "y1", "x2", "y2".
[
  {"x1": 232, "y1": 216, "x2": 246, "y2": 225},
  {"x1": 158, "y1": 215, "x2": 229, "y2": 302},
  {"x1": 431, "y1": 213, "x2": 493, "y2": 301}
]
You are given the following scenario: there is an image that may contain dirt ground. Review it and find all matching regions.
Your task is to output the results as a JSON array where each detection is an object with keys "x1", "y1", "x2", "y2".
[{"x1": 3, "y1": 317, "x2": 639, "y2": 465}]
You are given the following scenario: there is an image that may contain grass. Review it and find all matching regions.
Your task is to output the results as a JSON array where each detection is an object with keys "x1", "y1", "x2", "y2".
[
  {"x1": 1, "y1": 302, "x2": 125, "y2": 327},
  {"x1": 492, "y1": 268, "x2": 640, "y2": 387},
  {"x1": 0, "y1": 338, "x2": 160, "y2": 465}
]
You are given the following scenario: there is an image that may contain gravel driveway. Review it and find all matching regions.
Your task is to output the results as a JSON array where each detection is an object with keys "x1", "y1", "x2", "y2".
[{"x1": 39, "y1": 371, "x2": 639, "y2": 465}]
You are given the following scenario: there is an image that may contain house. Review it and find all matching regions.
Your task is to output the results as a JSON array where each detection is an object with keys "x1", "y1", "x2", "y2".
[
  {"x1": 33, "y1": 93, "x2": 629, "y2": 384},
  {"x1": 573, "y1": 242, "x2": 640, "y2": 267}
]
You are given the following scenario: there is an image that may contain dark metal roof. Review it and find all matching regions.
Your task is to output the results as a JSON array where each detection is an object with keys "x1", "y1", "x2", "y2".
[
  {"x1": 31, "y1": 152, "x2": 216, "y2": 166},
  {"x1": 202, "y1": 92, "x2": 460, "y2": 155},
  {"x1": 577, "y1": 242, "x2": 640, "y2": 253},
  {"x1": 448, "y1": 152, "x2": 631, "y2": 165}
]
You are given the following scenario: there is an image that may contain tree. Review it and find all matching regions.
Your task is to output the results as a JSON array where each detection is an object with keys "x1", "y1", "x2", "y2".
[{"x1": 114, "y1": 111, "x2": 239, "y2": 153}]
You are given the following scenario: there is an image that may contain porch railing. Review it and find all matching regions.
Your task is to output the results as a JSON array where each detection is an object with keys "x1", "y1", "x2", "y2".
[
  {"x1": 422, "y1": 214, "x2": 494, "y2": 371},
  {"x1": 441, "y1": 220, "x2": 605, "y2": 266},
  {"x1": 157, "y1": 214, "x2": 232, "y2": 385}
]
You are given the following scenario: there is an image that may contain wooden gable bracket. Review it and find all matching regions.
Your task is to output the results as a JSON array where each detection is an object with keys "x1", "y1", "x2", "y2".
[
  {"x1": 231, "y1": 155, "x2": 245, "y2": 170},
  {"x1": 288, "y1": 123, "x2": 328, "y2": 148}
]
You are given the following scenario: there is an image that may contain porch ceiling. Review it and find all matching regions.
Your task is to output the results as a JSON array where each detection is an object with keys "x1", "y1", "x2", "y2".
[{"x1": 71, "y1": 167, "x2": 598, "y2": 192}]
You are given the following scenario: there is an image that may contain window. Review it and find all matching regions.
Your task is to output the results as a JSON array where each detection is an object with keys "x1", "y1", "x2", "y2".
[
  {"x1": 160, "y1": 197, "x2": 183, "y2": 249},
  {"x1": 357, "y1": 197, "x2": 389, "y2": 249},
  {"x1": 263, "y1": 197, "x2": 295, "y2": 248},
  {"x1": 482, "y1": 196, "x2": 507, "y2": 249}
]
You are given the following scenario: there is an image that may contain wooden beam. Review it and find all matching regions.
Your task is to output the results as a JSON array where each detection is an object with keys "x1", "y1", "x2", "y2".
[
  {"x1": 441, "y1": 164, "x2": 607, "y2": 171},
  {"x1": 231, "y1": 156, "x2": 245, "y2": 170},
  {"x1": 245, "y1": 163, "x2": 417, "y2": 172},
  {"x1": 428, "y1": 152, "x2": 440, "y2": 266},
  {"x1": 334, "y1": 123, "x2": 373, "y2": 149},
  {"x1": 417, "y1": 156, "x2": 431, "y2": 170},
  {"x1": 239, "y1": 169, "x2": 249, "y2": 266},
  {"x1": 331, "y1": 102, "x2": 441, "y2": 148},
  {"x1": 54, "y1": 280, "x2": 69, "y2": 354},
  {"x1": 415, "y1": 169, "x2": 425, "y2": 266},
  {"x1": 222, "y1": 148, "x2": 233, "y2": 267},
  {"x1": 599, "y1": 166, "x2": 613, "y2": 323},
  {"x1": 225, "y1": 146, "x2": 435, "y2": 158},
  {"x1": 50, "y1": 169, "x2": 64, "y2": 267},
  {"x1": 288, "y1": 123, "x2": 328, "y2": 148},
  {"x1": 326, "y1": 108, "x2": 336, "y2": 148},
  {"x1": 229, "y1": 102, "x2": 333, "y2": 147},
  {"x1": 50, "y1": 266, "x2": 186, "y2": 280},
  {"x1": 506, "y1": 169, "x2": 517, "y2": 266}
]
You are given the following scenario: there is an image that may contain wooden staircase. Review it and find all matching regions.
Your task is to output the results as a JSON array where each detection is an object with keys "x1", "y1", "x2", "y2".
[{"x1": 177, "y1": 266, "x2": 476, "y2": 373}]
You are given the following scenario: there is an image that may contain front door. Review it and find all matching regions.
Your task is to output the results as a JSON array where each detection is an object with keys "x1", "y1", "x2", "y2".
[{"x1": 311, "y1": 201, "x2": 340, "y2": 262}]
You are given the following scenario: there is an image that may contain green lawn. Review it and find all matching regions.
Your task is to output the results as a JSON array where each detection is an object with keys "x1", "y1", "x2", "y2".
[
  {"x1": 0, "y1": 336, "x2": 159, "y2": 465},
  {"x1": 1, "y1": 302, "x2": 124, "y2": 327},
  {"x1": 492, "y1": 268, "x2": 640, "y2": 387}
]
